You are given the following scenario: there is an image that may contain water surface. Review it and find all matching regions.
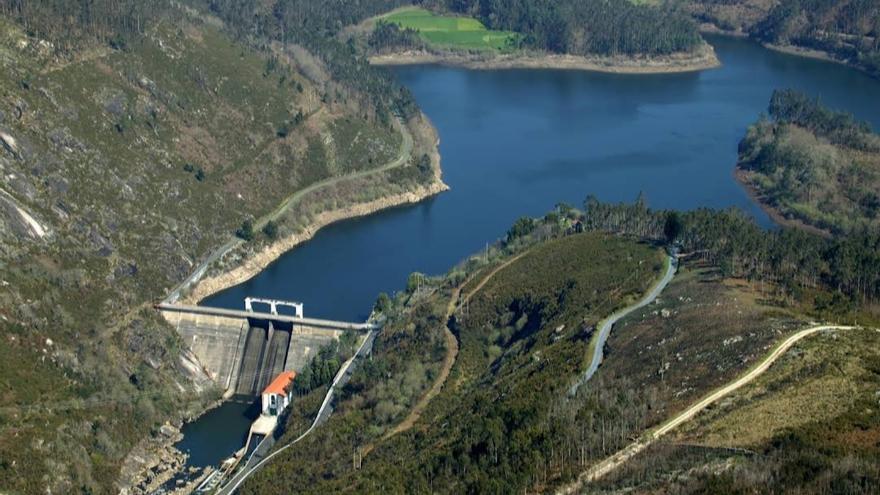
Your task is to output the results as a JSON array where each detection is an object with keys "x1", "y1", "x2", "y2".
[
  {"x1": 188, "y1": 35, "x2": 880, "y2": 467},
  {"x1": 205, "y1": 36, "x2": 880, "y2": 321}
]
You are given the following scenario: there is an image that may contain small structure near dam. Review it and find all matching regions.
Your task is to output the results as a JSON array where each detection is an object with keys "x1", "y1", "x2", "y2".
[{"x1": 157, "y1": 301, "x2": 374, "y2": 397}]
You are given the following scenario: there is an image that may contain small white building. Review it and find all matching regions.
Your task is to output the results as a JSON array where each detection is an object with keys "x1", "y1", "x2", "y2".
[{"x1": 261, "y1": 371, "x2": 295, "y2": 417}]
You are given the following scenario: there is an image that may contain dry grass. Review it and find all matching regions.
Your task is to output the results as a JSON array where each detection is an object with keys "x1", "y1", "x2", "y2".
[
  {"x1": 603, "y1": 260, "x2": 806, "y2": 424},
  {"x1": 677, "y1": 328, "x2": 880, "y2": 448}
]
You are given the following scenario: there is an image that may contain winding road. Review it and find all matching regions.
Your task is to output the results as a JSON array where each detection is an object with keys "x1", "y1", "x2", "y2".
[
  {"x1": 557, "y1": 324, "x2": 861, "y2": 494},
  {"x1": 569, "y1": 252, "x2": 678, "y2": 396},
  {"x1": 361, "y1": 251, "x2": 528, "y2": 457},
  {"x1": 165, "y1": 117, "x2": 415, "y2": 304}
]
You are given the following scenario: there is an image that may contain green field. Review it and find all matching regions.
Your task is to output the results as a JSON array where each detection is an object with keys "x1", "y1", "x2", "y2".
[{"x1": 381, "y1": 7, "x2": 518, "y2": 51}]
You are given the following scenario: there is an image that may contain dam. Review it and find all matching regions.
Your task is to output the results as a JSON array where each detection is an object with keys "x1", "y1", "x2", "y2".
[{"x1": 157, "y1": 301, "x2": 373, "y2": 396}]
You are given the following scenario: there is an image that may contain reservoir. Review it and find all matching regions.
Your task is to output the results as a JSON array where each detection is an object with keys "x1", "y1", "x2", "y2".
[{"x1": 179, "y1": 35, "x2": 880, "y2": 467}]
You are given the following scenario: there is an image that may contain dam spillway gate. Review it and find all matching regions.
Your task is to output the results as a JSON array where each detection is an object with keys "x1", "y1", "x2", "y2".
[{"x1": 156, "y1": 302, "x2": 375, "y2": 396}]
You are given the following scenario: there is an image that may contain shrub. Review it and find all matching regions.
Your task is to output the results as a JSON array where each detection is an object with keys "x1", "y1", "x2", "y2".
[
  {"x1": 235, "y1": 220, "x2": 255, "y2": 241},
  {"x1": 262, "y1": 220, "x2": 279, "y2": 240}
]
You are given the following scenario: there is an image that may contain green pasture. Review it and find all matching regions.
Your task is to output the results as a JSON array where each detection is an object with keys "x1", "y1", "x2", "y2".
[{"x1": 381, "y1": 7, "x2": 518, "y2": 51}]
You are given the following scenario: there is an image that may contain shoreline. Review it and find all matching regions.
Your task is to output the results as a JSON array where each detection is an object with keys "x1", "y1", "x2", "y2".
[
  {"x1": 733, "y1": 166, "x2": 831, "y2": 238},
  {"x1": 698, "y1": 23, "x2": 750, "y2": 39},
  {"x1": 183, "y1": 179, "x2": 449, "y2": 304},
  {"x1": 699, "y1": 21, "x2": 877, "y2": 79},
  {"x1": 169, "y1": 110, "x2": 447, "y2": 306},
  {"x1": 369, "y1": 43, "x2": 720, "y2": 74},
  {"x1": 762, "y1": 42, "x2": 848, "y2": 67}
]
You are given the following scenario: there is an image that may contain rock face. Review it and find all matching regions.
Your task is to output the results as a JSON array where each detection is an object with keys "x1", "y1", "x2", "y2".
[
  {"x1": 0, "y1": 130, "x2": 18, "y2": 155},
  {"x1": 117, "y1": 423, "x2": 211, "y2": 495}
]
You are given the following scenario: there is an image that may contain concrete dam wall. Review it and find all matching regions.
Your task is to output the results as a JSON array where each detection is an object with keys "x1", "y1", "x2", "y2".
[{"x1": 160, "y1": 309, "x2": 347, "y2": 396}]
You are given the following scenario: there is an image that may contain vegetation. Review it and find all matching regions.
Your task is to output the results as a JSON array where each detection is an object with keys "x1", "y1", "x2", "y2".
[
  {"x1": 236, "y1": 220, "x2": 256, "y2": 241},
  {"x1": 293, "y1": 333, "x2": 359, "y2": 396},
  {"x1": 229, "y1": 200, "x2": 878, "y2": 494},
  {"x1": 738, "y1": 90, "x2": 880, "y2": 234},
  {"x1": 369, "y1": 20, "x2": 427, "y2": 53},
  {"x1": 425, "y1": 0, "x2": 704, "y2": 55},
  {"x1": 597, "y1": 328, "x2": 880, "y2": 494},
  {"x1": 0, "y1": 0, "x2": 437, "y2": 491},
  {"x1": 377, "y1": 7, "x2": 518, "y2": 51},
  {"x1": 689, "y1": 0, "x2": 880, "y2": 77},
  {"x1": 0, "y1": 1, "x2": 163, "y2": 53},
  {"x1": 261, "y1": 220, "x2": 279, "y2": 240},
  {"x1": 240, "y1": 219, "x2": 666, "y2": 493},
  {"x1": 581, "y1": 196, "x2": 880, "y2": 315},
  {"x1": 199, "y1": 0, "x2": 419, "y2": 120}
]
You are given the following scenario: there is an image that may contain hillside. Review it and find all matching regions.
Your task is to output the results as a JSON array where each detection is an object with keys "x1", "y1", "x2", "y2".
[
  {"x1": 737, "y1": 89, "x2": 880, "y2": 235},
  {"x1": 241, "y1": 231, "x2": 667, "y2": 494},
  {"x1": 592, "y1": 327, "x2": 880, "y2": 494},
  {"x1": 0, "y1": 2, "x2": 443, "y2": 492},
  {"x1": 689, "y1": 0, "x2": 880, "y2": 77},
  {"x1": 233, "y1": 201, "x2": 877, "y2": 494},
  {"x1": 168, "y1": 196, "x2": 879, "y2": 494}
]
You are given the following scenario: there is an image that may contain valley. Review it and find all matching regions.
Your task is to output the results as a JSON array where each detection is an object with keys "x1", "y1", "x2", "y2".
[{"x1": 2, "y1": 2, "x2": 880, "y2": 494}]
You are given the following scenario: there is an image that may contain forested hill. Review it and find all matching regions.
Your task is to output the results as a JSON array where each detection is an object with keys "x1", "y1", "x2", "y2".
[
  {"x1": 0, "y1": 1, "x2": 440, "y2": 493},
  {"x1": 2, "y1": 0, "x2": 417, "y2": 119},
  {"x1": 689, "y1": 0, "x2": 880, "y2": 77},
  {"x1": 423, "y1": 0, "x2": 704, "y2": 55},
  {"x1": 737, "y1": 89, "x2": 880, "y2": 234}
]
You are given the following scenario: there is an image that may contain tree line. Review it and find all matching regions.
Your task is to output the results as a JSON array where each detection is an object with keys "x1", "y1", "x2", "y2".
[
  {"x1": 368, "y1": 21, "x2": 426, "y2": 53},
  {"x1": 581, "y1": 196, "x2": 880, "y2": 310},
  {"x1": 0, "y1": 0, "x2": 166, "y2": 52},
  {"x1": 766, "y1": 88, "x2": 878, "y2": 151},
  {"x1": 422, "y1": 0, "x2": 703, "y2": 55},
  {"x1": 752, "y1": 0, "x2": 880, "y2": 77},
  {"x1": 198, "y1": 0, "x2": 419, "y2": 120},
  {"x1": 738, "y1": 89, "x2": 880, "y2": 233}
]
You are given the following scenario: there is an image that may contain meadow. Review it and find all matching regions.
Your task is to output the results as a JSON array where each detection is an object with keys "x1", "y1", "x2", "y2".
[{"x1": 381, "y1": 7, "x2": 518, "y2": 51}]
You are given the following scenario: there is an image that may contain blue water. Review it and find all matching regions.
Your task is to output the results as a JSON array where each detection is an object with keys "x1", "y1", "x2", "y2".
[
  {"x1": 204, "y1": 36, "x2": 880, "y2": 323},
  {"x1": 185, "y1": 35, "x2": 880, "y2": 468}
]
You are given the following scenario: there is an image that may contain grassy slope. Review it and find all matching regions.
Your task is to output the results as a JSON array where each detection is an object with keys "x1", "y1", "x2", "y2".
[
  {"x1": 0, "y1": 8, "x2": 421, "y2": 492},
  {"x1": 380, "y1": 7, "x2": 518, "y2": 51},
  {"x1": 240, "y1": 233, "x2": 665, "y2": 494},
  {"x1": 604, "y1": 262, "x2": 806, "y2": 425},
  {"x1": 594, "y1": 328, "x2": 880, "y2": 494}
]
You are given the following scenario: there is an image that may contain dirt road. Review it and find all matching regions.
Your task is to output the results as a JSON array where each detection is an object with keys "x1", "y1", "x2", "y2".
[{"x1": 558, "y1": 324, "x2": 859, "y2": 494}]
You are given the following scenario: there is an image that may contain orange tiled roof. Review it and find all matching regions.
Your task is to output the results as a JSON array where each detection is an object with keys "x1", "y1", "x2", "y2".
[{"x1": 263, "y1": 371, "x2": 296, "y2": 395}]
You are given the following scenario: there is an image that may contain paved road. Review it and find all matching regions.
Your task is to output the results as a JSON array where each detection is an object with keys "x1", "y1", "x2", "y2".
[
  {"x1": 558, "y1": 324, "x2": 861, "y2": 494},
  {"x1": 569, "y1": 252, "x2": 678, "y2": 396},
  {"x1": 216, "y1": 330, "x2": 378, "y2": 494}
]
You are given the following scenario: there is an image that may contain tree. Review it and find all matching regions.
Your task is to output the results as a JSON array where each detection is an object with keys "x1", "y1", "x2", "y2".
[
  {"x1": 663, "y1": 212, "x2": 683, "y2": 245},
  {"x1": 236, "y1": 220, "x2": 255, "y2": 241},
  {"x1": 506, "y1": 217, "x2": 536, "y2": 242},
  {"x1": 374, "y1": 292, "x2": 392, "y2": 313},
  {"x1": 262, "y1": 220, "x2": 279, "y2": 240}
]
